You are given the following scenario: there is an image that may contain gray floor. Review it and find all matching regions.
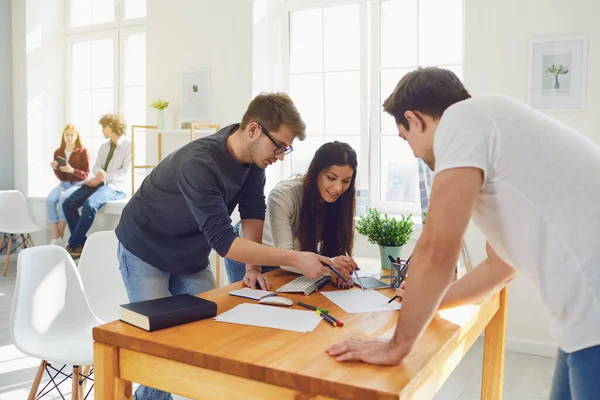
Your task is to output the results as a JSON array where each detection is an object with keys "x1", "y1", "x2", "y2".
[{"x1": 0, "y1": 255, "x2": 555, "y2": 399}]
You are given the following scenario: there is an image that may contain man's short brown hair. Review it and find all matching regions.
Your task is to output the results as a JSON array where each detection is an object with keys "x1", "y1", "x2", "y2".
[
  {"x1": 382, "y1": 67, "x2": 471, "y2": 130},
  {"x1": 98, "y1": 114, "x2": 126, "y2": 136},
  {"x1": 240, "y1": 93, "x2": 306, "y2": 141}
]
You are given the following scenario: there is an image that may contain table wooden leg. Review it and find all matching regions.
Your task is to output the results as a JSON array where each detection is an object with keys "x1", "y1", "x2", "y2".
[
  {"x1": 94, "y1": 342, "x2": 133, "y2": 400},
  {"x1": 481, "y1": 286, "x2": 508, "y2": 400}
]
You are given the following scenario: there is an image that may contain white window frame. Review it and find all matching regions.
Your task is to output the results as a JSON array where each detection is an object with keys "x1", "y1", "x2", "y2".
[
  {"x1": 65, "y1": 0, "x2": 146, "y2": 171},
  {"x1": 280, "y1": 0, "x2": 370, "y2": 190},
  {"x1": 281, "y1": 0, "x2": 463, "y2": 216}
]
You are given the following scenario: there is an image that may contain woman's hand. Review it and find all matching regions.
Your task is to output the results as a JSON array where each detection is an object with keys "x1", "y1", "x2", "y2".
[
  {"x1": 59, "y1": 163, "x2": 75, "y2": 174},
  {"x1": 330, "y1": 272, "x2": 353, "y2": 289},
  {"x1": 51, "y1": 161, "x2": 58, "y2": 169},
  {"x1": 330, "y1": 255, "x2": 359, "y2": 275}
]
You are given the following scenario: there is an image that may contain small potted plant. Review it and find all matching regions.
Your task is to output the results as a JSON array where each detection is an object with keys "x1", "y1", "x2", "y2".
[
  {"x1": 149, "y1": 99, "x2": 169, "y2": 130},
  {"x1": 356, "y1": 208, "x2": 414, "y2": 270}
]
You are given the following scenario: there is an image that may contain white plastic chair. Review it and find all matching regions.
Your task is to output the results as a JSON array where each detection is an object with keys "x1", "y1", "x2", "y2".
[
  {"x1": 0, "y1": 190, "x2": 43, "y2": 276},
  {"x1": 78, "y1": 231, "x2": 129, "y2": 322},
  {"x1": 10, "y1": 245, "x2": 103, "y2": 399}
]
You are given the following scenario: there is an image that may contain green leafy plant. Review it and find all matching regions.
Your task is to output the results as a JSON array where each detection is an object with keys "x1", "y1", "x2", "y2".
[
  {"x1": 356, "y1": 208, "x2": 414, "y2": 247},
  {"x1": 545, "y1": 64, "x2": 570, "y2": 75},
  {"x1": 192, "y1": 84, "x2": 198, "y2": 92},
  {"x1": 422, "y1": 211, "x2": 427, "y2": 225},
  {"x1": 149, "y1": 99, "x2": 169, "y2": 110}
]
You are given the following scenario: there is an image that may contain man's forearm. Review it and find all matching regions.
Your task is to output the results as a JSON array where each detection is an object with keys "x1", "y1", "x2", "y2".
[
  {"x1": 225, "y1": 237, "x2": 299, "y2": 269},
  {"x1": 439, "y1": 258, "x2": 515, "y2": 310},
  {"x1": 391, "y1": 241, "x2": 456, "y2": 354},
  {"x1": 241, "y1": 219, "x2": 264, "y2": 272}
]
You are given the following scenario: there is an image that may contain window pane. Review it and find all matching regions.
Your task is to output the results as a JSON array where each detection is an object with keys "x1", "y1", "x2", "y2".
[
  {"x1": 380, "y1": 136, "x2": 417, "y2": 202},
  {"x1": 419, "y1": 0, "x2": 463, "y2": 66},
  {"x1": 289, "y1": 9, "x2": 323, "y2": 74},
  {"x1": 292, "y1": 136, "x2": 325, "y2": 174},
  {"x1": 323, "y1": 4, "x2": 360, "y2": 71},
  {"x1": 290, "y1": 73, "x2": 324, "y2": 135},
  {"x1": 91, "y1": 38, "x2": 114, "y2": 88},
  {"x1": 91, "y1": 88, "x2": 115, "y2": 133},
  {"x1": 71, "y1": 41, "x2": 91, "y2": 90},
  {"x1": 380, "y1": 68, "x2": 412, "y2": 135},
  {"x1": 381, "y1": 0, "x2": 417, "y2": 68},
  {"x1": 124, "y1": 33, "x2": 146, "y2": 86},
  {"x1": 71, "y1": 90, "x2": 92, "y2": 139},
  {"x1": 124, "y1": 86, "x2": 146, "y2": 129},
  {"x1": 71, "y1": 0, "x2": 92, "y2": 28},
  {"x1": 324, "y1": 71, "x2": 360, "y2": 135},
  {"x1": 125, "y1": 0, "x2": 147, "y2": 19},
  {"x1": 92, "y1": 0, "x2": 115, "y2": 24}
]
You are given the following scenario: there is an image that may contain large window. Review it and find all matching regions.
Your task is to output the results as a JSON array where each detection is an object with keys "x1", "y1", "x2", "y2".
[
  {"x1": 285, "y1": 0, "x2": 463, "y2": 214},
  {"x1": 66, "y1": 0, "x2": 146, "y2": 191}
]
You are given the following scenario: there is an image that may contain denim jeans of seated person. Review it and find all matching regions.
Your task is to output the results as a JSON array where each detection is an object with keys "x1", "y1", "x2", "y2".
[
  {"x1": 223, "y1": 221, "x2": 279, "y2": 284},
  {"x1": 118, "y1": 241, "x2": 217, "y2": 400},
  {"x1": 549, "y1": 344, "x2": 600, "y2": 400}
]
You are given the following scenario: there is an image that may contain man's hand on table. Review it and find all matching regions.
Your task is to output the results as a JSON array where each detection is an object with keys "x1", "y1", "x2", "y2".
[
  {"x1": 243, "y1": 269, "x2": 271, "y2": 290},
  {"x1": 326, "y1": 338, "x2": 409, "y2": 365}
]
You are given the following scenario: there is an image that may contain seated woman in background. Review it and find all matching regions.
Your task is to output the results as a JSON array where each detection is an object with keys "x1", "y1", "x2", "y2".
[
  {"x1": 224, "y1": 141, "x2": 359, "y2": 290},
  {"x1": 46, "y1": 123, "x2": 90, "y2": 246}
]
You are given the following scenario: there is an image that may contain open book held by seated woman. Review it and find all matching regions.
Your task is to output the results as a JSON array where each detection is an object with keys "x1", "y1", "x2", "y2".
[{"x1": 225, "y1": 141, "x2": 359, "y2": 290}]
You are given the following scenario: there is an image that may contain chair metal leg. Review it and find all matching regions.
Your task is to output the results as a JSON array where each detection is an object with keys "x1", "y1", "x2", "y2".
[
  {"x1": 28, "y1": 360, "x2": 47, "y2": 400},
  {"x1": 72, "y1": 366, "x2": 80, "y2": 400},
  {"x1": 3, "y1": 234, "x2": 13, "y2": 276},
  {"x1": 27, "y1": 233, "x2": 36, "y2": 247}
]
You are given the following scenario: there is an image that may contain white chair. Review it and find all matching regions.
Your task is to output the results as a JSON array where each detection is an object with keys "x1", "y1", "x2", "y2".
[
  {"x1": 0, "y1": 190, "x2": 43, "y2": 276},
  {"x1": 10, "y1": 245, "x2": 103, "y2": 400},
  {"x1": 77, "y1": 231, "x2": 129, "y2": 322}
]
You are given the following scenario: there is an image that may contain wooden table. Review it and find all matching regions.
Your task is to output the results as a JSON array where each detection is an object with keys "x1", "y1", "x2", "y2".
[{"x1": 93, "y1": 269, "x2": 508, "y2": 400}]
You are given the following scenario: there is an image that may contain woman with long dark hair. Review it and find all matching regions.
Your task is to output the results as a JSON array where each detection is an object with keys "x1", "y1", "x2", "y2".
[{"x1": 224, "y1": 141, "x2": 358, "y2": 289}]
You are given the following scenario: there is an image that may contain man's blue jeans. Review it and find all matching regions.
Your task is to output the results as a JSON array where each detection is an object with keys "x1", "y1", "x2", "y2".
[
  {"x1": 62, "y1": 185, "x2": 125, "y2": 247},
  {"x1": 550, "y1": 344, "x2": 600, "y2": 400},
  {"x1": 118, "y1": 241, "x2": 217, "y2": 400},
  {"x1": 223, "y1": 221, "x2": 278, "y2": 284}
]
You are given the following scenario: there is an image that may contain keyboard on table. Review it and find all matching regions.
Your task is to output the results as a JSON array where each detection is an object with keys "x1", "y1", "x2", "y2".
[{"x1": 276, "y1": 275, "x2": 331, "y2": 296}]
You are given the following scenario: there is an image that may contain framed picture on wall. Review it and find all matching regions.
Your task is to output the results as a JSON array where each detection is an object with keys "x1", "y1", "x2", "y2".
[
  {"x1": 528, "y1": 36, "x2": 588, "y2": 110},
  {"x1": 181, "y1": 68, "x2": 210, "y2": 122}
]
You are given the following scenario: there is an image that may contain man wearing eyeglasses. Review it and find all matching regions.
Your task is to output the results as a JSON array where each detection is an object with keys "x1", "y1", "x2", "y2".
[{"x1": 115, "y1": 92, "x2": 355, "y2": 400}]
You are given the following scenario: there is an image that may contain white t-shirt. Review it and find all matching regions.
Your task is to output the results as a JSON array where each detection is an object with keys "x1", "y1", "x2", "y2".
[
  {"x1": 434, "y1": 95, "x2": 600, "y2": 352},
  {"x1": 65, "y1": 150, "x2": 72, "y2": 161}
]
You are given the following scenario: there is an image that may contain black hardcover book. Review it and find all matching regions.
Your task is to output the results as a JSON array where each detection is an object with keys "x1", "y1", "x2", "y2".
[{"x1": 120, "y1": 294, "x2": 217, "y2": 332}]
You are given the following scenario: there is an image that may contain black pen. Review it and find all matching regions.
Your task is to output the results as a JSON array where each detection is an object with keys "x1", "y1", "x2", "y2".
[{"x1": 323, "y1": 263, "x2": 350, "y2": 286}]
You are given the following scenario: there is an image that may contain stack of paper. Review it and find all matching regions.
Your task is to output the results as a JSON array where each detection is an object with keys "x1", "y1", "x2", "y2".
[
  {"x1": 322, "y1": 290, "x2": 402, "y2": 314},
  {"x1": 215, "y1": 303, "x2": 322, "y2": 332}
]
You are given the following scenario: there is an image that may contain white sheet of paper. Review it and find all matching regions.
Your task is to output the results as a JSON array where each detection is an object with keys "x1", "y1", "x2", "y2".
[
  {"x1": 322, "y1": 290, "x2": 402, "y2": 313},
  {"x1": 355, "y1": 270, "x2": 375, "y2": 278},
  {"x1": 214, "y1": 303, "x2": 322, "y2": 332}
]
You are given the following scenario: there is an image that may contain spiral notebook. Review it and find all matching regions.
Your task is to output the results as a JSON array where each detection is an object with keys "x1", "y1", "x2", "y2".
[{"x1": 229, "y1": 288, "x2": 277, "y2": 301}]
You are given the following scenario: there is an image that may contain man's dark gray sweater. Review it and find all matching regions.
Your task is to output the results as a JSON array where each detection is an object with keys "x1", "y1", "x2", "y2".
[{"x1": 115, "y1": 124, "x2": 266, "y2": 274}]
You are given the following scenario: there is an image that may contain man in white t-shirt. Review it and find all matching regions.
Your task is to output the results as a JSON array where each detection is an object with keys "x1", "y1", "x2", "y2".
[{"x1": 327, "y1": 67, "x2": 600, "y2": 398}]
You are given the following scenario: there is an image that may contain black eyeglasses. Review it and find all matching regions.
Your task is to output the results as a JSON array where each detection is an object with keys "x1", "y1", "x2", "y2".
[{"x1": 255, "y1": 123, "x2": 294, "y2": 156}]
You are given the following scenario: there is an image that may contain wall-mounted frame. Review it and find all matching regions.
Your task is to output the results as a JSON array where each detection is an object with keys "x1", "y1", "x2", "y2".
[{"x1": 528, "y1": 36, "x2": 588, "y2": 110}]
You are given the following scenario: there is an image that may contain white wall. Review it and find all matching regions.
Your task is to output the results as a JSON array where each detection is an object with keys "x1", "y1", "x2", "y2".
[
  {"x1": 145, "y1": 0, "x2": 253, "y2": 160},
  {"x1": 464, "y1": 0, "x2": 600, "y2": 355},
  {"x1": 11, "y1": 0, "x2": 65, "y2": 197},
  {"x1": 1, "y1": 0, "x2": 14, "y2": 190}
]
